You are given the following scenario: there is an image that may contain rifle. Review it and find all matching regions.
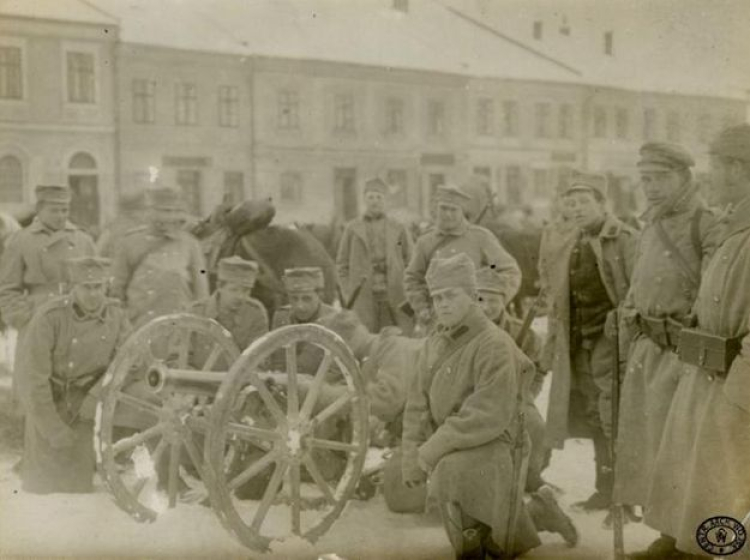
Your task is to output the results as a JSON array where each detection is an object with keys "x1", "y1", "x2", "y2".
[
  {"x1": 340, "y1": 275, "x2": 368, "y2": 310},
  {"x1": 610, "y1": 308, "x2": 626, "y2": 560}
]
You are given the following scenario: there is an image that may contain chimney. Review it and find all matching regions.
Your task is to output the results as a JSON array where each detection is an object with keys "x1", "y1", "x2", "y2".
[{"x1": 393, "y1": 0, "x2": 408, "y2": 13}]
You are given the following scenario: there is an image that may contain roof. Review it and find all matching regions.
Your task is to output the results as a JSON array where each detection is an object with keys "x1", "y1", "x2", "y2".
[{"x1": 0, "y1": 0, "x2": 117, "y2": 25}]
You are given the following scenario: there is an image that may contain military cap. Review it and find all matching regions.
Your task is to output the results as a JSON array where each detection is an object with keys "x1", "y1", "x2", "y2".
[
  {"x1": 35, "y1": 184, "x2": 71, "y2": 204},
  {"x1": 475, "y1": 266, "x2": 504, "y2": 294},
  {"x1": 282, "y1": 267, "x2": 325, "y2": 293},
  {"x1": 637, "y1": 142, "x2": 695, "y2": 171},
  {"x1": 364, "y1": 177, "x2": 388, "y2": 196},
  {"x1": 709, "y1": 124, "x2": 750, "y2": 163},
  {"x1": 426, "y1": 253, "x2": 477, "y2": 295},
  {"x1": 66, "y1": 256, "x2": 112, "y2": 284},
  {"x1": 434, "y1": 184, "x2": 472, "y2": 208},
  {"x1": 561, "y1": 170, "x2": 607, "y2": 200},
  {"x1": 218, "y1": 256, "x2": 259, "y2": 287},
  {"x1": 145, "y1": 187, "x2": 186, "y2": 211}
]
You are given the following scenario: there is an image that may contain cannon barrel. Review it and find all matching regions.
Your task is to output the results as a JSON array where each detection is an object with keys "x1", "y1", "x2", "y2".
[{"x1": 145, "y1": 362, "x2": 227, "y2": 395}]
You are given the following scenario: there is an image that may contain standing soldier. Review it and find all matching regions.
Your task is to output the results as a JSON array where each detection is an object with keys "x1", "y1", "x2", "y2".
[
  {"x1": 544, "y1": 172, "x2": 636, "y2": 512},
  {"x1": 15, "y1": 257, "x2": 130, "y2": 494},
  {"x1": 336, "y1": 177, "x2": 413, "y2": 333},
  {"x1": 404, "y1": 183, "x2": 521, "y2": 328},
  {"x1": 0, "y1": 185, "x2": 95, "y2": 403},
  {"x1": 642, "y1": 125, "x2": 750, "y2": 559},
  {"x1": 111, "y1": 187, "x2": 208, "y2": 329},
  {"x1": 614, "y1": 143, "x2": 720, "y2": 557},
  {"x1": 190, "y1": 256, "x2": 268, "y2": 355}
]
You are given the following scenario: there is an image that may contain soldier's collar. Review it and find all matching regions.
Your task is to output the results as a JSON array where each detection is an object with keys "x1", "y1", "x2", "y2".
[
  {"x1": 436, "y1": 218, "x2": 469, "y2": 237},
  {"x1": 719, "y1": 194, "x2": 750, "y2": 240},
  {"x1": 641, "y1": 183, "x2": 700, "y2": 222},
  {"x1": 72, "y1": 300, "x2": 107, "y2": 322},
  {"x1": 436, "y1": 305, "x2": 487, "y2": 341},
  {"x1": 29, "y1": 217, "x2": 76, "y2": 234}
]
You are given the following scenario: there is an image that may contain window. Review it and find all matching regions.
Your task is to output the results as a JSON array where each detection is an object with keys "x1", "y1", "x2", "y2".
[
  {"x1": 132, "y1": 79, "x2": 155, "y2": 124},
  {"x1": 506, "y1": 165, "x2": 524, "y2": 205},
  {"x1": 643, "y1": 108, "x2": 656, "y2": 140},
  {"x1": 386, "y1": 169, "x2": 408, "y2": 207},
  {"x1": 593, "y1": 106, "x2": 607, "y2": 138},
  {"x1": 558, "y1": 104, "x2": 573, "y2": 139},
  {"x1": 0, "y1": 155, "x2": 23, "y2": 203},
  {"x1": 604, "y1": 31, "x2": 614, "y2": 56},
  {"x1": 223, "y1": 171, "x2": 244, "y2": 204},
  {"x1": 533, "y1": 21, "x2": 543, "y2": 40},
  {"x1": 0, "y1": 46, "x2": 22, "y2": 100},
  {"x1": 502, "y1": 101, "x2": 519, "y2": 137},
  {"x1": 278, "y1": 90, "x2": 300, "y2": 130},
  {"x1": 533, "y1": 169, "x2": 548, "y2": 197},
  {"x1": 666, "y1": 110, "x2": 680, "y2": 142},
  {"x1": 218, "y1": 86, "x2": 239, "y2": 127},
  {"x1": 176, "y1": 169, "x2": 202, "y2": 214},
  {"x1": 66, "y1": 51, "x2": 95, "y2": 103},
  {"x1": 535, "y1": 102, "x2": 551, "y2": 138},
  {"x1": 383, "y1": 97, "x2": 404, "y2": 135},
  {"x1": 175, "y1": 83, "x2": 197, "y2": 125},
  {"x1": 333, "y1": 93, "x2": 355, "y2": 133},
  {"x1": 427, "y1": 99, "x2": 445, "y2": 137},
  {"x1": 476, "y1": 98, "x2": 494, "y2": 136},
  {"x1": 697, "y1": 113, "x2": 712, "y2": 143},
  {"x1": 280, "y1": 171, "x2": 303, "y2": 203},
  {"x1": 615, "y1": 107, "x2": 629, "y2": 139}
]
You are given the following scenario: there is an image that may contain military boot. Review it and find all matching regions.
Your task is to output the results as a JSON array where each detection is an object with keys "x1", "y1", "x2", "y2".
[
  {"x1": 528, "y1": 486, "x2": 579, "y2": 547},
  {"x1": 627, "y1": 534, "x2": 677, "y2": 559}
]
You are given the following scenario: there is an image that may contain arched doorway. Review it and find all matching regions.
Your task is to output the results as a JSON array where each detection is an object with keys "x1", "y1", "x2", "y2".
[{"x1": 68, "y1": 152, "x2": 100, "y2": 233}]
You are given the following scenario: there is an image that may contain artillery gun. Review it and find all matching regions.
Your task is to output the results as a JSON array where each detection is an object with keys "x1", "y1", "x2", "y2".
[{"x1": 94, "y1": 314, "x2": 369, "y2": 552}]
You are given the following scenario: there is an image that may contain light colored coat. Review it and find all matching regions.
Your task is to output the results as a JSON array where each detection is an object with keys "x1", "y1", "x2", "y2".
[
  {"x1": 336, "y1": 215, "x2": 413, "y2": 332},
  {"x1": 544, "y1": 215, "x2": 637, "y2": 448},
  {"x1": 645, "y1": 196, "x2": 750, "y2": 555}
]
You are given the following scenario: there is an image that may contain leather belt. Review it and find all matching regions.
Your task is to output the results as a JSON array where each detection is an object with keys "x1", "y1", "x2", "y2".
[{"x1": 636, "y1": 314, "x2": 684, "y2": 351}]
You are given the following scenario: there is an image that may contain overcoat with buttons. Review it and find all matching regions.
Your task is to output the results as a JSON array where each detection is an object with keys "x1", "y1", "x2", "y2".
[
  {"x1": 614, "y1": 189, "x2": 721, "y2": 506},
  {"x1": 15, "y1": 296, "x2": 130, "y2": 493},
  {"x1": 645, "y1": 196, "x2": 750, "y2": 554},
  {"x1": 111, "y1": 226, "x2": 209, "y2": 329},
  {"x1": 543, "y1": 214, "x2": 636, "y2": 449}
]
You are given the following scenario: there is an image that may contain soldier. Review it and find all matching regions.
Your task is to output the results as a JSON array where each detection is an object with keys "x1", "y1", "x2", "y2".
[
  {"x1": 543, "y1": 171, "x2": 637, "y2": 512},
  {"x1": 641, "y1": 125, "x2": 750, "y2": 559},
  {"x1": 476, "y1": 266, "x2": 549, "y2": 493},
  {"x1": 402, "y1": 254, "x2": 576, "y2": 560},
  {"x1": 111, "y1": 187, "x2": 208, "y2": 329},
  {"x1": 403, "y1": 183, "x2": 521, "y2": 328},
  {"x1": 613, "y1": 143, "x2": 720, "y2": 556},
  {"x1": 15, "y1": 257, "x2": 130, "y2": 494},
  {"x1": 190, "y1": 256, "x2": 268, "y2": 354},
  {"x1": 0, "y1": 184, "x2": 95, "y2": 405},
  {"x1": 336, "y1": 177, "x2": 414, "y2": 333},
  {"x1": 272, "y1": 267, "x2": 335, "y2": 329}
]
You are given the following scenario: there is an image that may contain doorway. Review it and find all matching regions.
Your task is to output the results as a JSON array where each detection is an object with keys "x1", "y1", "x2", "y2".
[
  {"x1": 333, "y1": 168, "x2": 358, "y2": 220},
  {"x1": 67, "y1": 152, "x2": 100, "y2": 234}
]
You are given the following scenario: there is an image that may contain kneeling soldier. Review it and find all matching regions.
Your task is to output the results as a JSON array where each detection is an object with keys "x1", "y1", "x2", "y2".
[
  {"x1": 16, "y1": 257, "x2": 130, "y2": 494},
  {"x1": 402, "y1": 254, "x2": 576, "y2": 560}
]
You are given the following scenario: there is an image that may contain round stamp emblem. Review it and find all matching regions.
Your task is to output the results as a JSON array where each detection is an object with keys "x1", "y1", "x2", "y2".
[{"x1": 696, "y1": 516, "x2": 747, "y2": 556}]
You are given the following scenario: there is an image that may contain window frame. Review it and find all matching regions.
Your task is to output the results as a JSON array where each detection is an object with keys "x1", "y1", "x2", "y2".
[
  {"x1": 132, "y1": 78, "x2": 156, "y2": 124},
  {"x1": 277, "y1": 89, "x2": 300, "y2": 131},
  {"x1": 333, "y1": 93, "x2": 356, "y2": 134},
  {"x1": 218, "y1": 85, "x2": 240, "y2": 128},
  {"x1": 476, "y1": 97, "x2": 494, "y2": 137},
  {"x1": 0, "y1": 38, "x2": 26, "y2": 102},
  {"x1": 502, "y1": 100, "x2": 519, "y2": 137},
  {"x1": 534, "y1": 102, "x2": 552, "y2": 139},
  {"x1": 175, "y1": 82, "x2": 198, "y2": 126},
  {"x1": 385, "y1": 96, "x2": 405, "y2": 135},
  {"x1": 426, "y1": 99, "x2": 446, "y2": 138},
  {"x1": 63, "y1": 44, "x2": 99, "y2": 105}
]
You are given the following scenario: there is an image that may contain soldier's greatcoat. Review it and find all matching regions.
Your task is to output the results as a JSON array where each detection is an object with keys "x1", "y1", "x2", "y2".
[
  {"x1": 336, "y1": 214, "x2": 413, "y2": 333},
  {"x1": 614, "y1": 190, "x2": 719, "y2": 506},
  {"x1": 645, "y1": 196, "x2": 750, "y2": 555},
  {"x1": 111, "y1": 226, "x2": 208, "y2": 328},
  {"x1": 402, "y1": 305, "x2": 541, "y2": 555},
  {"x1": 544, "y1": 215, "x2": 636, "y2": 448},
  {"x1": 15, "y1": 296, "x2": 130, "y2": 493},
  {"x1": 403, "y1": 223, "x2": 521, "y2": 316}
]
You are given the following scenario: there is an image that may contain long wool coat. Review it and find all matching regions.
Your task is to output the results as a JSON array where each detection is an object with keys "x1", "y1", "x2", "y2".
[
  {"x1": 645, "y1": 197, "x2": 750, "y2": 555},
  {"x1": 335, "y1": 215, "x2": 413, "y2": 333},
  {"x1": 402, "y1": 305, "x2": 541, "y2": 555},
  {"x1": 544, "y1": 215, "x2": 637, "y2": 449},
  {"x1": 614, "y1": 191, "x2": 720, "y2": 506}
]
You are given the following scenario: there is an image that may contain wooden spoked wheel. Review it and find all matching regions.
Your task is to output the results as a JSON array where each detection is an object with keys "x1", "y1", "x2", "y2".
[
  {"x1": 95, "y1": 314, "x2": 240, "y2": 522},
  {"x1": 204, "y1": 324, "x2": 369, "y2": 552}
]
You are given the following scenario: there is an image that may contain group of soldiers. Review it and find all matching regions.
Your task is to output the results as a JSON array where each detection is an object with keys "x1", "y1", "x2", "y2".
[{"x1": 1, "y1": 123, "x2": 749, "y2": 560}]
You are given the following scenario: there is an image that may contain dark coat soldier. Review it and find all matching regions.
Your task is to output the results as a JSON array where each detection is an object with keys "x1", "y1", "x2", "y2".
[
  {"x1": 402, "y1": 254, "x2": 576, "y2": 560},
  {"x1": 16, "y1": 257, "x2": 130, "y2": 494},
  {"x1": 336, "y1": 177, "x2": 414, "y2": 333},
  {"x1": 642, "y1": 125, "x2": 750, "y2": 559},
  {"x1": 403, "y1": 184, "x2": 521, "y2": 327},
  {"x1": 111, "y1": 187, "x2": 208, "y2": 329},
  {"x1": 543, "y1": 171, "x2": 637, "y2": 512},
  {"x1": 272, "y1": 267, "x2": 335, "y2": 330},
  {"x1": 614, "y1": 143, "x2": 721, "y2": 551}
]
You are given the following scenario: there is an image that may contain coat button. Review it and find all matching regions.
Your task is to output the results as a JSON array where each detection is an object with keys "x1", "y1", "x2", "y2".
[
  {"x1": 713, "y1": 296, "x2": 720, "y2": 303},
  {"x1": 71, "y1": 338, "x2": 77, "y2": 344},
  {"x1": 68, "y1": 361, "x2": 74, "y2": 368},
  {"x1": 707, "y1": 374, "x2": 715, "y2": 381}
]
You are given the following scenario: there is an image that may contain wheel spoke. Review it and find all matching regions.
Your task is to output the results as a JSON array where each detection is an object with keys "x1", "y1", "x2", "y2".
[
  {"x1": 285, "y1": 344, "x2": 299, "y2": 422},
  {"x1": 116, "y1": 391, "x2": 162, "y2": 417},
  {"x1": 184, "y1": 415, "x2": 209, "y2": 435},
  {"x1": 301, "y1": 454, "x2": 336, "y2": 504},
  {"x1": 167, "y1": 442, "x2": 181, "y2": 508},
  {"x1": 250, "y1": 459, "x2": 288, "y2": 532},
  {"x1": 312, "y1": 392, "x2": 352, "y2": 426},
  {"x1": 307, "y1": 438, "x2": 359, "y2": 453},
  {"x1": 225, "y1": 421, "x2": 281, "y2": 444},
  {"x1": 201, "y1": 343, "x2": 224, "y2": 372},
  {"x1": 227, "y1": 449, "x2": 278, "y2": 491},
  {"x1": 245, "y1": 370, "x2": 287, "y2": 427},
  {"x1": 299, "y1": 350, "x2": 332, "y2": 421},
  {"x1": 290, "y1": 460, "x2": 301, "y2": 535},
  {"x1": 112, "y1": 424, "x2": 164, "y2": 456},
  {"x1": 182, "y1": 435, "x2": 208, "y2": 482}
]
